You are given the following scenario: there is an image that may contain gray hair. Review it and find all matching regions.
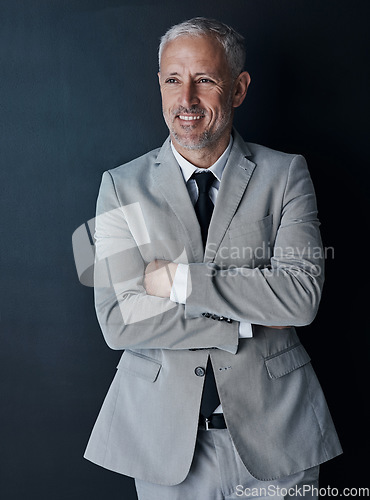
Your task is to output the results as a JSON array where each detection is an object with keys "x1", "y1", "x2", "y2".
[{"x1": 158, "y1": 17, "x2": 246, "y2": 79}]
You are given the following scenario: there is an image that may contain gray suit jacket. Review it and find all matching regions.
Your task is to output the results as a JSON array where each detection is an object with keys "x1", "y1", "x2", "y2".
[{"x1": 84, "y1": 130, "x2": 342, "y2": 484}]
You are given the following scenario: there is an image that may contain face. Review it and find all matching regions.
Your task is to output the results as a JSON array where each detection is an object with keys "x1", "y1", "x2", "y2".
[{"x1": 158, "y1": 35, "x2": 250, "y2": 152}]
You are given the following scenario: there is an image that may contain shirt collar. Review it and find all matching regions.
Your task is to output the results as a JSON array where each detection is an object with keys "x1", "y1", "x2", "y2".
[{"x1": 170, "y1": 135, "x2": 233, "y2": 183}]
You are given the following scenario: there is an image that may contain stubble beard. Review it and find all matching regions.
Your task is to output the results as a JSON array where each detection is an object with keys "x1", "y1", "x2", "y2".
[{"x1": 165, "y1": 95, "x2": 234, "y2": 151}]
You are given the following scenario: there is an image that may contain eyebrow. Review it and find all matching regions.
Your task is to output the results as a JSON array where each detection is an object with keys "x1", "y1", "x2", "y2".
[{"x1": 165, "y1": 71, "x2": 218, "y2": 78}]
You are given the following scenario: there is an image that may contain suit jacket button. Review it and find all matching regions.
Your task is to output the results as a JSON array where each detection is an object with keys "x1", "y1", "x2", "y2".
[{"x1": 194, "y1": 366, "x2": 205, "y2": 377}]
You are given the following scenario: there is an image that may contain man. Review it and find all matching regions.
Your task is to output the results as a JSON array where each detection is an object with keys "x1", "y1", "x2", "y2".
[{"x1": 84, "y1": 17, "x2": 342, "y2": 499}]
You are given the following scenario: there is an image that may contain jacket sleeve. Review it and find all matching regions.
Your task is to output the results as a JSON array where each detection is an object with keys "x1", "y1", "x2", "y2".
[
  {"x1": 93, "y1": 170, "x2": 239, "y2": 352},
  {"x1": 185, "y1": 155, "x2": 325, "y2": 326}
]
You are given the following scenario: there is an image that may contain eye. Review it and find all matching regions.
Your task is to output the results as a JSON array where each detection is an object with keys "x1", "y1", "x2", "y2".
[
  {"x1": 165, "y1": 78, "x2": 179, "y2": 84},
  {"x1": 198, "y1": 78, "x2": 214, "y2": 84}
]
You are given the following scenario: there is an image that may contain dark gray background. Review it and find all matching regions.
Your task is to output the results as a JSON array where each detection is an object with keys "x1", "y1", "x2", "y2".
[{"x1": 1, "y1": 0, "x2": 369, "y2": 498}]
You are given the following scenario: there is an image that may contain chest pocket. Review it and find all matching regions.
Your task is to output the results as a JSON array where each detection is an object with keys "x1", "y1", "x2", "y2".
[
  {"x1": 216, "y1": 214, "x2": 273, "y2": 267},
  {"x1": 228, "y1": 213, "x2": 273, "y2": 240}
]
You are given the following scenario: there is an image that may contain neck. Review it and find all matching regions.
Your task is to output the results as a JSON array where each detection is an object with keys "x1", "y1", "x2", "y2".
[{"x1": 171, "y1": 133, "x2": 231, "y2": 169}]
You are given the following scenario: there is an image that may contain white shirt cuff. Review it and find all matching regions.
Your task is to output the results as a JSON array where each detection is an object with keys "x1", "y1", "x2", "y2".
[
  {"x1": 170, "y1": 263, "x2": 189, "y2": 304},
  {"x1": 170, "y1": 264, "x2": 253, "y2": 338},
  {"x1": 239, "y1": 322, "x2": 253, "y2": 338}
]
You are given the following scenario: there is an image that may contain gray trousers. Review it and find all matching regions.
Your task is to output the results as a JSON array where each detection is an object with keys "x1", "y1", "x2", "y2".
[{"x1": 135, "y1": 428, "x2": 320, "y2": 500}]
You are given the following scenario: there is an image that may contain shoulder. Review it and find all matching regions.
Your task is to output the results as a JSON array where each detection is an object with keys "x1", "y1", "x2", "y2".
[
  {"x1": 97, "y1": 143, "x2": 166, "y2": 207},
  {"x1": 232, "y1": 130, "x2": 306, "y2": 174},
  {"x1": 246, "y1": 142, "x2": 303, "y2": 166},
  {"x1": 243, "y1": 142, "x2": 309, "y2": 186},
  {"x1": 99, "y1": 145, "x2": 163, "y2": 200},
  {"x1": 107, "y1": 146, "x2": 162, "y2": 181}
]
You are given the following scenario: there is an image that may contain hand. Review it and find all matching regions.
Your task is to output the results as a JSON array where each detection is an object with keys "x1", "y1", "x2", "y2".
[{"x1": 144, "y1": 259, "x2": 178, "y2": 298}]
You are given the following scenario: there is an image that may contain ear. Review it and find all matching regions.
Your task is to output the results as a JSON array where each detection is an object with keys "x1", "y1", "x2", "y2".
[
  {"x1": 157, "y1": 71, "x2": 162, "y2": 85},
  {"x1": 232, "y1": 71, "x2": 251, "y2": 108}
]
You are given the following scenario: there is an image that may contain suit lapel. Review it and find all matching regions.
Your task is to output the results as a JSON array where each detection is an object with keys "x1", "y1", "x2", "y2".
[
  {"x1": 152, "y1": 132, "x2": 256, "y2": 264},
  {"x1": 205, "y1": 131, "x2": 256, "y2": 262},
  {"x1": 152, "y1": 138, "x2": 204, "y2": 263}
]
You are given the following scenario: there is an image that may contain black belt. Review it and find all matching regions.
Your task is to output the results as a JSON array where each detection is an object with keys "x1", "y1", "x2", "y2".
[{"x1": 198, "y1": 413, "x2": 227, "y2": 430}]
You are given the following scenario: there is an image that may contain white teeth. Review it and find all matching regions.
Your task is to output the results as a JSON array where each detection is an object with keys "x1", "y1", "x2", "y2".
[{"x1": 178, "y1": 115, "x2": 202, "y2": 121}]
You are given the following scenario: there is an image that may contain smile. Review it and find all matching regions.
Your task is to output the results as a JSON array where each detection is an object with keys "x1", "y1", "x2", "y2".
[{"x1": 178, "y1": 115, "x2": 203, "y2": 121}]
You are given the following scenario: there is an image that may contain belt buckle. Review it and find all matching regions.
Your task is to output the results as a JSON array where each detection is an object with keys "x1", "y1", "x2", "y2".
[{"x1": 205, "y1": 418, "x2": 211, "y2": 431}]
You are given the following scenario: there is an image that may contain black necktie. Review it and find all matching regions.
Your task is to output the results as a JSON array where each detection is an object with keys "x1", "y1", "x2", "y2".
[
  {"x1": 192, "y1": 172, "x2": 215, "y2": 247},
  {"x1": 192, "y1": 172, "x2": 221, "y2": 418}
]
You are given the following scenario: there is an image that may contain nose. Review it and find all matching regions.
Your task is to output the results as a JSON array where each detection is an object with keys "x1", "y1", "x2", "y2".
[{"x1": 179, "y1": 81, "x2": 200, "y2": 108}]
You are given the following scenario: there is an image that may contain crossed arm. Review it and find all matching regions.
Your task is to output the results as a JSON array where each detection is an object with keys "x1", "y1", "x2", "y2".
[
  {"x1": 143, "y1": 259, "x2": 289, "y2": 329},
  {"x1": 94, "y1": 155, "x2": 323, "y2": 350}
]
